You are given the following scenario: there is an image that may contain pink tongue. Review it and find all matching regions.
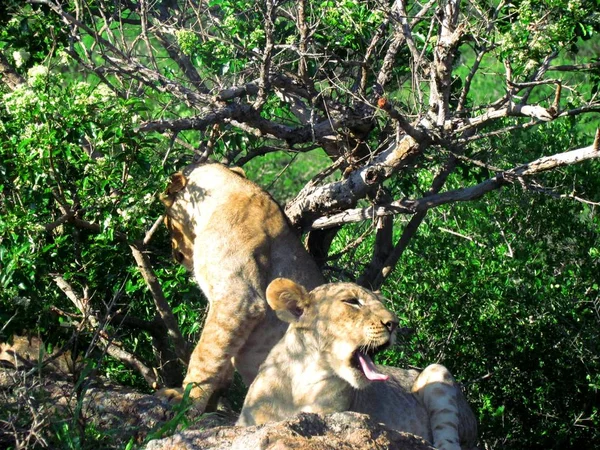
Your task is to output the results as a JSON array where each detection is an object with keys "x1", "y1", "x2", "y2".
[{"x1": 357, "y1": 352, "x2": 388, "y2": 381}]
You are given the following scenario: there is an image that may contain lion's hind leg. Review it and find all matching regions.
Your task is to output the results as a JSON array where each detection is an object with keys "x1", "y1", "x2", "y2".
[
  {"x1": 412, "y1": 364, "x2": 461, "y2": 450},
  {"x1": 181, "y1": 284, "x2": 267, "y2": 413}
]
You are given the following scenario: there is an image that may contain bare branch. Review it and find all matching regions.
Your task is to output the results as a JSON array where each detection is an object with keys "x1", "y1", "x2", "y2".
[
  {"x1": 523, "y1": 180, "x2": 600, "y2": 207},
  {"x1": 138, "y1": 104, "x2": 257, "y2": 133},
  {"x1": 359, "y1": 10, "x2": 390, "y2": 94},
  {"x1": 310, "y1": 202, "x2": 413, "y2": 230},
  {"x1": 456, "y1": 48, "x2": 486, "y2": 114},
  {"x1": 51, "y1": 274, "x2": 158, "y2": 387},
  {"x1": 547, "y1": 61, "x2": 600, "y2": 72},
  {"x1": 456, "y1": 103, "x2": 554, "y2": 135},
  {"x1": 520, "y1": 50, "x2": 559, "y2": 105},
  {"x1": 52, "y1": 274, "x2": 89, "y2": 316},
  {"x1": 372, "y1": 210, "x2": 427, "y2": 289},
  {"x1": 70, "y1": 217, "x2": 128, "y2": 242},
  {"x1": 438, "y1": 227, "x2": 487, "y2": 248},
  {"x1": 309, "y1": 138, "x2": 600, "y2": 230},
  {"x1": 95, "y1": 337, "x2": 159, "y2": 388},
  {"x1": 511, "y1": 142, "x2": 600, "y2": 176},
  {"x1": 357, "y1": 193, "x2": 394, "y2": 288},
  {"x1": 377, "y1": 0, "x2": 436, "y2": 88},
  {"x1": 143, "y1": 214, "x2": 166, "y2": 246},
  {"x1": 254, "y1": 0, "x2": 277, "y2": 110},
  {"x1": 44, "y1": 211, "x2": 76, "y2": 232},
  {"x1": 377, "y1": 98, "x2": 431, "y2": 143},
  {"x1": 286, "y1": 135, "x2": 422, "y2": 228},
  {"x1": 129, "y1": 243, "x2": 189, "y2": 364},
  {"x1": 430, "y1": 0, "x2": 463, "y2": 126},
  {"x1": 296, "y1": 0, "x2": 309, "y2": 81},
  {"x1": 395, "y1": 0, "x2": 421, "y2": 65}
]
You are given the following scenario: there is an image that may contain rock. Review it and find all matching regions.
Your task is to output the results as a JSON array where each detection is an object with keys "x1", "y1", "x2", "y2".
[
  {"x1": 0, "y1": 366, "x2": 174, "y2": 446},
  {"x1": 145, "y1": 412, "x2": 435, "y2": 450},
  {"x1": 1, "y1": 338, "x2": 434, "y2": 450}
]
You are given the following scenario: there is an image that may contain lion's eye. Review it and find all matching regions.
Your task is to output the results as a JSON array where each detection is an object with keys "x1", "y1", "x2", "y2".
[
  {"x1": 342, "y1": 298, "x2": 362, "y2": 308},
  {"x1": 173, "y1": 250, "x2": 185, "y2": 263}
]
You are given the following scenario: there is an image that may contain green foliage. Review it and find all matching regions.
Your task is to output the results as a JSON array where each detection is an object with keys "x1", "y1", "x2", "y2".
[
  {"x1": 174, "y1": 0, "x2": 266, "y2": 76},
  {"x1": 315, "y1": 1, "x2": 384, "y2": 51},
  {"x1": 0, "y1": 2, "x2": 69, "y2": 74},
  {"x1": 0, "y1": 64, "x2": 199, "y2": 379},
  {"x1": 497, "y1": 0, "x2": 600, "y2": 66},
  {"x1": 1, "y1": 1, "x2": 599, "y2": 449}
]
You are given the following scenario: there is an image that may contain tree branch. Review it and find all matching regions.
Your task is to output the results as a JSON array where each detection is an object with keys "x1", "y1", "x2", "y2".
[
  {"x1": 253, "y1": 0, "x2": 276, "y2": 110},
  {"x1": 308, "y1": 137, "x2": 600, "y2": 230},
  {"x1": 377, "y1": 0, "x2": 436, "y2": 89},
  {"x1": 456, "y1": 103, "x2": 554, "y2": 135},
  {"x1": 285, "y1": 135, "x2": 422, "y2": 229},
  {"x1": 129, "y1": 243, "x2": 189, "y2": 364},
  {"x1": 370, "y1": 156, "x2": 457, "y2": 289},
  {"x1": 51, "y1": 274, "x2": 158, "y2": 387},
  {"x1": 547, "y1": 61, "x2": 600, "y2": 72},
  {"x1": 430, "y1": 0, "x2": 463, "y2": 126}
]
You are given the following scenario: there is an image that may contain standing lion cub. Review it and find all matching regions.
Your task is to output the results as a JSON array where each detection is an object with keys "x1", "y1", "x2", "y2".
[
  {"x1": 238, "y1": 278, "x2": 478, "y2": 450},
  {"x1": 160, "y1": 162, "x2": 323, "y2": 412}
]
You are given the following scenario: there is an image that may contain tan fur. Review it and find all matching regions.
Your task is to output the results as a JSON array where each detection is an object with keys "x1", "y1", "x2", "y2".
[
  {"x1": 0, "y1": 335, "x2": 76, "y2": 375},
  {"x1": 238, "y1": 279, "x2": 478, "y2": 450},
  {"x1": 159, "y1": 162, "x2": 324, "y2": 412}
]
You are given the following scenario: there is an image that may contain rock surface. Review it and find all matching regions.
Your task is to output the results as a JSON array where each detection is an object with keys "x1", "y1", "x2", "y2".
[
  {"x1": 145, "y1": 412, "x2": 435, "y2": 450},
  {"x1": 1, "y1": 337, "x2": 435, "y2": 450},
  {"x1": 0, "y1": 366, "x2": 175, "y2": 446}
]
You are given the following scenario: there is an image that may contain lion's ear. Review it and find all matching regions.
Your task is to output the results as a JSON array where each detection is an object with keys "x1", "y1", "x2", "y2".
[
  {"x1": 167, "y1": 172, "x2": 188, "y2": 194},
  {"x1": 229, "y1": 166, "x2": 246, "y2": 178},
  {"x1": 160, "y1": 172, "x2": 188, "y2": 207},
  {"x1": 266, "y1": 278, "x2": 311, "y2": 323}
]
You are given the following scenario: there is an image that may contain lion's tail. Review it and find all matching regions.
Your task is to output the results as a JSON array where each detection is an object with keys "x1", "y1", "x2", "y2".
[{"x1": 412, "y1": 364, "x2": 463, "y2": 450}]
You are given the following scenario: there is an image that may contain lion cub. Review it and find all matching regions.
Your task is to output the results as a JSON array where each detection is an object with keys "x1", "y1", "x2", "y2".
[
  {"x1": 238, "y1": 278, "x2": 478, "y2": 450},
  {"x1": 160, "y1": 163, "x2": 323, "y2": 412}
]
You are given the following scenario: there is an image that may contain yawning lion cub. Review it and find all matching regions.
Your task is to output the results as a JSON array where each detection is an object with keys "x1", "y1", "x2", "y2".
[{"x1": 238, "y1": 278, "x2": 478, "y2": 450}]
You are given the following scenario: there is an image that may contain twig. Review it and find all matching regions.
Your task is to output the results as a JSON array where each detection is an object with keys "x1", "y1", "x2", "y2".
[
  {"x1": 456, "y1": 48, "x2": 487, "y2": 114},
  {"x1": 438, "y1": 227, "x2": 486, "y2": 248},
  {"x1": 493, "y1": 219, "x2": 514, "y2": 258},
  {"x1": 143, "y1": 214, "x2": 166, "y2": 246},
  {"x1": 524, "y1": 180, "x2": 600, "y2": 207},
  {"x1": 326, "y1": 227, "x2": 374, "y2": 261},
  {"x1": 377, "y1": 98, "x2": 431, "y2": 143}
]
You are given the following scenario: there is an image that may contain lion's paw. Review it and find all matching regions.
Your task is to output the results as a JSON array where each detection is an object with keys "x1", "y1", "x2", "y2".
[{"x1": 155, "y1": 387, "x2": 185, "y2": 404}]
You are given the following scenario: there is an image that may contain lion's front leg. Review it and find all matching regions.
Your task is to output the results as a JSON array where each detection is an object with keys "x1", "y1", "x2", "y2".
[{"x1": 181, "y1": 293, "x2": 267, "y2": 413}]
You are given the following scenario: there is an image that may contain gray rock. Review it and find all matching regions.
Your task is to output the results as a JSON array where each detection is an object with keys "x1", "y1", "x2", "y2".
[{"x1": 145, "y1": 411, "x2": 435, "y2": 450}]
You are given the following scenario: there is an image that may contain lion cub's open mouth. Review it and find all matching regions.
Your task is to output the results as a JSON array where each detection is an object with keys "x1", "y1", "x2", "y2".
[{"x1": 351, "y1": 344, "x2": 389, "y2": 382}]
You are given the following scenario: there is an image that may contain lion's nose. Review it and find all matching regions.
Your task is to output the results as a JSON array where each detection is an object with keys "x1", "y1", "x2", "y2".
[{"x1": 383, "y1": 320, "x2": 398, "y2": 333}]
